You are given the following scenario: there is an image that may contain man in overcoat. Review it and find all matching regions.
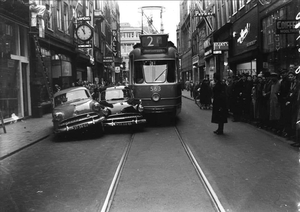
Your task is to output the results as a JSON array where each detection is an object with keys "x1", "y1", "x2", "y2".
[{"x1": 211, "y1": 73, "x2": 228, "y2": 135}]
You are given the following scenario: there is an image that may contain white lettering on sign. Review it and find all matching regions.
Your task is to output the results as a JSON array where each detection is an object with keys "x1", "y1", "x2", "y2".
[
  {"x1": 277, "y1": 21, "x2": 297, "y2": 30},
  {"x1": 233, "y1": 23, "x2": 250, "y2": 44},
  {"x1": 295, "y1": 12, "x2": 300, "y2": 74},
  {"x1": 213, "y1": 42, "x2": 229, "y2": 50}
]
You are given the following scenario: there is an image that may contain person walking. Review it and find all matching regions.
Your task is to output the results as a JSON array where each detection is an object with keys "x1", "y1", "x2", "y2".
[{"x1": 211, "y1": 73, "x2": 228, "y2": 135}]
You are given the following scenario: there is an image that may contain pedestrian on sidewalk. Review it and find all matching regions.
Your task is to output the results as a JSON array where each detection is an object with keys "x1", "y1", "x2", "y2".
[{"x1": 211, "y1": 73, "x2": 228, "y2": 135}]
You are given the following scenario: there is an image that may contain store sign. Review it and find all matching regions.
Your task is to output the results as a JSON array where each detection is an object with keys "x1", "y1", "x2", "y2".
[
  {"x1": 276, "y1": 20, "x2": 298, "y2": 34},
  {"x1": 103, "y1": 57, "x2": 113, "y2": 63},
  {"x1": 112, "y1": 30, "x2": 118, "y2": 57},
  {"x1": 213, "y1": 42, "x2": 229, "y2": 51},
  {"x1": 115, "y1": 66, "x2": 120, "y2": 73},
  {"x1": 204, "y1": 49, "x2": 212, "y2": 56},
  {"x1": 203, "y1": 38, "x2": 211, "y2": 49},
  {"x1": 232, "y1": 8, "x2": 258, "y2": 56},
  {"x1": 213, "y1": 50, "x2": 222, "y2": 54}
]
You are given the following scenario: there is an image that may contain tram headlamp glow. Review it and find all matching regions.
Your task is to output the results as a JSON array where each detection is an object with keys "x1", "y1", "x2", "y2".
[{"x1": 152, "y1": 93, "x2": 160, "y2": 102}]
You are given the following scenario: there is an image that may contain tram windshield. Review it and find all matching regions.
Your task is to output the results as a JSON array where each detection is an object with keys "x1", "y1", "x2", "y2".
[{"x1": 134, "y1": 60, "x2": 176, "y2": 83}]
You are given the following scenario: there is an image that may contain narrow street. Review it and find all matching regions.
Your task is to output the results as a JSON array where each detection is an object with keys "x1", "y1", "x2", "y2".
[{"x1": 1, "y1": 97, "x2": 299, "y2": 212}]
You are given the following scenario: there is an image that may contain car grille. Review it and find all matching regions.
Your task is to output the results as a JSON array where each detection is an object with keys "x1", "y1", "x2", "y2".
[{"x1": 59, "y1": 112, "x2": 101, "y2": 128}]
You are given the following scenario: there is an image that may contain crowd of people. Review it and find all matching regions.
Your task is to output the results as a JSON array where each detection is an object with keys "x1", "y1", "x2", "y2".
[{"x1": 184, "y1": 68, "x2": 300, "y2": 147}]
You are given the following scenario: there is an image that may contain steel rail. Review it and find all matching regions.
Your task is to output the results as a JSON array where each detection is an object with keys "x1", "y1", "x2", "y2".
[
  {"x1": 174, "y1": 126, "x2": 226, "y2": 212},
  {"x1": 99, "y1": 133, "x2": 135, "y2": 212}
]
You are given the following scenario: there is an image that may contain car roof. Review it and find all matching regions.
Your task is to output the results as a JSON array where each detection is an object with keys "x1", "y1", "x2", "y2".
[{"x1": 53, "y1": 86, "x2": 88, "y2": 97}]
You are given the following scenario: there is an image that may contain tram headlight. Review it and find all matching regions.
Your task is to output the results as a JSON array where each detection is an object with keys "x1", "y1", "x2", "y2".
[{"x1": 152, "y1": 93, "x2": 160, "y2": 102}]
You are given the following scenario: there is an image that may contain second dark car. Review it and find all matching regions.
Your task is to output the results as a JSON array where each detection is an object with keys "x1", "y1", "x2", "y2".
[{"x1": 98, "y1": 85, "x2": 146, "y2": 127}]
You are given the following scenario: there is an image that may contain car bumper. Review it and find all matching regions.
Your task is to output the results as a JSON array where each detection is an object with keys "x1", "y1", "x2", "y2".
[
  {"x1": 103, "y1": 115, "x2": 147, "y2": 127},
  {"x1": 53, "y1": 115, "x2": 105, "y2": 134}
]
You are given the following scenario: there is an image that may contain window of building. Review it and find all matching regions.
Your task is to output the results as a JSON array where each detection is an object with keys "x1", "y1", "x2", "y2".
[
  {"x1": 46, "y1": 0, "x2": 53, "y2": 30},
  {"x1": 239, "y1": 0, "x2": 245, "y2": 9},
  {"x1": 57, "y1": 0, "x2": 62, "y2": 30},
  {"x1": 63, "y1": 2, "x2": 70, "y2": 34},
  {"x1": 232, "y1": 0, "x2": 237, "y2": 15}
]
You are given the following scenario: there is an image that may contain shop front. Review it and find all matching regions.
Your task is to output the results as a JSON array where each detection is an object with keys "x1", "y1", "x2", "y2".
[
  {"x1": 261, "y1": 0, "x2": 300, "y2": 73},
  {"x1": 229, "y1": 7, "x2": 259, "y2": 76},
  {"x1": 213, "y1": 23, "x2": 231, "y2": 80},
  {"x1": 192, "y1": 55, "x2": 199, "y2": 83},
  {"x1": 180, "y1": 49, "x2": 192, "y2": 84},
  {"x1": 0, "y1": 17, "x2": 31, "y2": 121}
]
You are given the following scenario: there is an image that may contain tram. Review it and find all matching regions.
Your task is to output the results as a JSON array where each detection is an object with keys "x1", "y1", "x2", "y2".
[{"x1": 128, "y1": 34, "x2": 182, "y2": 117}]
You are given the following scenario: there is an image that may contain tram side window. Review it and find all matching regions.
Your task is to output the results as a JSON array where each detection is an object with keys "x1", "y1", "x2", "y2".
[{"x1": 167, "y1": 61, "x2": 176, "y2": 83}]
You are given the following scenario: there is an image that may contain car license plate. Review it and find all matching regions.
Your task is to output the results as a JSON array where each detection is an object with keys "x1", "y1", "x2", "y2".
[{"x1": 72, "y1": 123, "x2": 89, "y2": 130}]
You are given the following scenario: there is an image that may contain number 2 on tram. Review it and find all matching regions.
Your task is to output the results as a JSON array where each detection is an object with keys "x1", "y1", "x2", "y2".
[{"x1": 128, "y1": 34, "x2": 182, "y2": 117}]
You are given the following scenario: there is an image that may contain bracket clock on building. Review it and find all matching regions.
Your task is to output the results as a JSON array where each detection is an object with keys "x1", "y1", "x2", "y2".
[{"x1": 76, "y1": 24, "x2": 93, "y2": 42}]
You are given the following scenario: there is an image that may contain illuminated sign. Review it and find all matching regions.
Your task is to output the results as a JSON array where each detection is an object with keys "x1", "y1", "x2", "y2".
[
  {"x1": 233, "y1": 23, "x2": 250, "y2": 44},
  {"x1": 232, "y1": 8, "x2": 258, "y2": 56},
  {"x1": 213, "y1": 42, "x2": 229, "y2": 51},
  {"x1": 276, "y1": 20, "x2": 298, "y2": 34},
  {"x1": 77, "y1": 16, "x2": 91, "y2": 21},
  {"x1": 140, "y1": 34, "x2": 168, "y2": 48},
  {"x1": 213, "y1": 50, "x2": 222, "y2": 54},
  {"x1": 112, "y1": 30, "x2": 118, "y2": 57},
  {"x1": 78, "y1": 44, "x2": 92, "y2": 48}
]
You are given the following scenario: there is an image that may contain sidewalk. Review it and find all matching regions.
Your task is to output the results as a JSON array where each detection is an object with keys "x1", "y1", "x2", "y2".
[{"x1": 0, "y1": 113, "x2": 53, "y2": 160}]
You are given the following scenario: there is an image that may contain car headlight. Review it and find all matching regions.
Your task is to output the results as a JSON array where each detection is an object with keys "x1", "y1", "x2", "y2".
[
  {"x1": 152, "y1": 93, "x2": 160, "y2": 102},
  {"x1": 92, "y1": 102, "x2": 101, "y2": 112},
  {"x1": 53, "y1": 112, "x2": 64, "y2": 122},
  {"x1": 101, "y1": 107, "x2": 110, "y2": 116}
]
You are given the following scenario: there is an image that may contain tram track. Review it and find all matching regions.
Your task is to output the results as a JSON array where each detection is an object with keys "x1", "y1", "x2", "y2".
[{"x1": 100, "y1": 126, "x2": 226, "y2": 212}]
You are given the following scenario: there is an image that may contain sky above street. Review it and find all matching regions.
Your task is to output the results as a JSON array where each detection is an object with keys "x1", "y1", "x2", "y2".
[{"x1": 118, "y1": 0, "x2": 180, "y2": 43}]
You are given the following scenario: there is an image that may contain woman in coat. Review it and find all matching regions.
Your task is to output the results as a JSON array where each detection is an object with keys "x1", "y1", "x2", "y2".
[{"x1": 211, "y1": 73, "x2": 228, "y2": 135}]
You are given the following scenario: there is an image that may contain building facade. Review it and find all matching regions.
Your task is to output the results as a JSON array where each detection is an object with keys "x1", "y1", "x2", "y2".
[
  {"x1": 177, "y1": 0, "x2": 300, "y2": 82},
  {"x1": 0, "y1": 0, "x2": 30, "y2": 120},
  {"x1": 0, "y1": 0, "x2": 121, "y2": 122},
  {"x1": 120, "y1": 23, "x2": 142, "y2": 84}
]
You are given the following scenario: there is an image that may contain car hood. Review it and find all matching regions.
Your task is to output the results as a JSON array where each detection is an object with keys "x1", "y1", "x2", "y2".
[
  {"x1": 53, "y1": 99, "x2": 95, "y2": 119},
  {"x1": 100, "y1": 100, "x2": 138, "y2": 115}
]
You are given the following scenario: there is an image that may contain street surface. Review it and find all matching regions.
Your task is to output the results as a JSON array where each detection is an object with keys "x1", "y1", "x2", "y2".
[{"x1": 1, "y1": 97, "x2": 299, "y2": 212}]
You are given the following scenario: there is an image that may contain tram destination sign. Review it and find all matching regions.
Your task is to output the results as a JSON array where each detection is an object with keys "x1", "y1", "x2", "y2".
[{"x1": 140, "y1": 34, "x2": 168, "y2": 48}]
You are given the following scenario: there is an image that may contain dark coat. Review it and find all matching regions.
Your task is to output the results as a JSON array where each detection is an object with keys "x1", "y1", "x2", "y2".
[{"x1": 211, "y1": 81, "x2": 228, "y2": 124}]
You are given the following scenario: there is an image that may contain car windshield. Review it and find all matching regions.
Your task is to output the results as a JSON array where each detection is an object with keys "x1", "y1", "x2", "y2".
[
  {"x1": 54, "y1": 89, "x2": 90, "y2": 107},
  {"x1": 101, "y1": 88, "x2": 131, "y2": 101}
]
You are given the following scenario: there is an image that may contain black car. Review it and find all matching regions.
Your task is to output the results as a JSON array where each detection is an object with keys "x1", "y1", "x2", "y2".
[
  {"x1": 98, "y1": 86, "x2": 147, "y2": 127},
  {"x1": 52, "y1": 86, "x2": 105, "y2": 134}
]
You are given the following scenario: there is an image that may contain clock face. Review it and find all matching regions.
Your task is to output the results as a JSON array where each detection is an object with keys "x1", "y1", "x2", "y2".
[{"x1": 76, "y1": 24, "x2": 93, "y2": 41}]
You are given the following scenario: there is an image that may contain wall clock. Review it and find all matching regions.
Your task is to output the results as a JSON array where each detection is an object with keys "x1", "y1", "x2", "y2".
[{"x1": 76, "y1": 24, "x2": 93, "y2": 41}]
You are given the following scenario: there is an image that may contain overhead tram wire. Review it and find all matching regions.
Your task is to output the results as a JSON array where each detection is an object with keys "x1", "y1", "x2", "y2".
[{"x1": 143, "y1": 13, "x2": 159, "y2": 34}]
